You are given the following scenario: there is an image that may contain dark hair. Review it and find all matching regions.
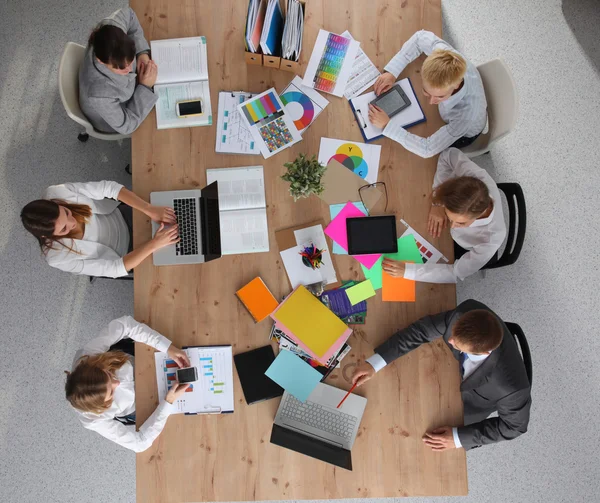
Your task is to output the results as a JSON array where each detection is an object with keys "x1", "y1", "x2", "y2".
[
  {"x1": 89, "y1": 24, "x2": 136, "y2": 70},
  {"x1": 21, "y1": 199, "x2": 91, "y2": 254},
  {"x1": 434, "y1": 176, "x2": 491, "y2": 217},
  {"x1": 452, "y1": 309, "x2": 504, "y2": 353}
]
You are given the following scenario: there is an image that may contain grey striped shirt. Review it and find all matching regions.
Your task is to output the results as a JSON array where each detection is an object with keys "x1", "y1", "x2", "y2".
[{"x1": 383, "y1": 30, "x2": 487, "y2": 158}]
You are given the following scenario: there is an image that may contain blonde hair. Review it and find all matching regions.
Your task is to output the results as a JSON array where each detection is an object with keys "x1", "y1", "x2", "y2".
[
  {"x1": 65, "y1": 351, "x2": 130, "y2": 414},
  {"x1": 422, "y1": 49, "x2": 467, "y2": 89}
]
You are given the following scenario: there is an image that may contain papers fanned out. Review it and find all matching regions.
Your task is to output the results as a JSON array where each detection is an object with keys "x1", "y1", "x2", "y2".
[
  {"x1": 281, "y1": 0, "x2": 304, "y2": 61},
  {"x1": 341, "y1": 31, "x2": 381, "y2": 100},
  {"x1": 260, "y1": 0, "x2": 285, "y2": 56},
  {"x1": 349, "y1": 78, "x2": 426, "y2": 142},
  {"x1": 245, "y1": 0, "x2": 267, "y2": 53},
  {"x1": 216, "y1": 91, "x2": 260, "y2": 155},
  {"x1": 206, "y1": 166, "x2": 270, "y2": 254},
  {"x1": 303, "y1": 29, "x2": 360, "y2": 97},
  {"x1": 399, "y1": 219, "x2": 450, "y2": 264},
  {"x1": 280, "y1": 76, "x2": 329, "y2": 135},
  {"x1": 155, "y1": 346, "x2": 234, "y2": 414},
  {"x1": 151, "y1": 37, "x2": 212, "y2": 129}
]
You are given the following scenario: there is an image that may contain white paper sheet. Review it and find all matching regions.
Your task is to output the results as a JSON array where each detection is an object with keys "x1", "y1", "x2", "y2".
[
  {"x1": 350, "y1": 78, "x2": 426, "y2": 141},
  {"x1": 302, "y1": 29, "x2": 360, "y2": 97},
  {"x1": 155, "y1": 81, "x2": 212, "y2": 129},
  {"x1": 280, "y1": 75, "x2": 329, "y2": 134},
  {"x1": 293, "y1": 224, "x2": 337, "y2": 285},
  {"x1": 151, "y1": 37, "x2": 209, "y2": 85},
  {"x1": 341, "y1": 31, "x2": 381, "y2": 100},
  {"x1": 220, "y1": 208, "x2": 269, "y2": 255},
  {"x1": 206, "y1": 166, "x2": 266, "y2": 211},
  {"x1": 215, "y1": 92, "x2": 260, "y2": 154},
  {"x1": 317, "y1": 137, "x2": 381, "y2": 185},
  {"x1": 280, "y1": 246, "x2": 327, "y2": 288}
]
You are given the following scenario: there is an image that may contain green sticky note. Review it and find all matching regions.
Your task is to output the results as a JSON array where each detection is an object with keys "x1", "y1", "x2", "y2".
[
  {"x1": 361, "y1": 256, "x2": 384, "y2": 290},
  {"x1": 345, "y1": 280, "x2": 377, "y2": 305},
  {"x1": 360, "y1": 235, "x2": 423, "y2": 290}
]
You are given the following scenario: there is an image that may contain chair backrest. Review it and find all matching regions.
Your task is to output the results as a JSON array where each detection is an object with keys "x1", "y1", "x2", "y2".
[
  {"x1": 58, "y1": 42, "x2": 91, "y2": 129},
  {"x1": 461, "y1": 58, "x2": 518, "y2": 157},
  {"x1": 505, "y1": 322, "x2": 532, "y2": 387},
  {"x1": 487, "y1": 182, "x2": 526, "y2": 269}
]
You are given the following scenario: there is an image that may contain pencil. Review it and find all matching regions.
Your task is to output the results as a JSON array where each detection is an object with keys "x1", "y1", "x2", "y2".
[{"x1": 336, "y1": 382, "x2": 358, "y2": 409}]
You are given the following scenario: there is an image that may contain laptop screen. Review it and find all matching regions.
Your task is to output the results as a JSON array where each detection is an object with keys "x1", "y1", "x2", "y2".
[{"x1": 346, "y1": 215, "x2": 398, "y2": 255}]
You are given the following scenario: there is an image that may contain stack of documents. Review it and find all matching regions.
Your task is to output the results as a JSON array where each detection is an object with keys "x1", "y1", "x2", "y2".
[
  {"x1": 281, "y1": 0, "x2": 303, "y2": 61},
  {"x1": 260, "y1": 0, "x2": 285, "y2": 56},
  {"x1": 270, "y1": 285, "x2": 352, "y2": 365},
  {"x1": 245, "y1": 0, "x2": 266, "y2": 52},
  {"x1": 320, "y1": 280, "x2": 367, "y2": 324}
]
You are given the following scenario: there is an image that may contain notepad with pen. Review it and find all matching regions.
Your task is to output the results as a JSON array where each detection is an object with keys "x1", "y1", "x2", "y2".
[
  {"x1": 154, "y1": 345, "x2": 234, "y2": 415},
  {"x1": 349, "y1": 78, "x2": 426, "y2": 143}
]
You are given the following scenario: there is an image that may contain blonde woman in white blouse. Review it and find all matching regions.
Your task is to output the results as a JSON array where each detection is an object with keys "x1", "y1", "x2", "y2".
[
  {"x1": 21, "y1": 180, "x2": 178, "y2": 278},
  {"x1": 65, "y1": 316, "x2": 190, "y2": 452},
  {"x1": 383, "y1": 148, "x2": 507, "y2": 283}
]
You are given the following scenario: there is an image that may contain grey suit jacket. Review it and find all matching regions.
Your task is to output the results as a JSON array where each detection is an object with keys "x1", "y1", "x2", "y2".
[
  {"x1": 374, "y1": 299, "x2": 531, "y2": 450},
  {"x1": 78, "y1": 8, "x2": 157, "y2": 134}
]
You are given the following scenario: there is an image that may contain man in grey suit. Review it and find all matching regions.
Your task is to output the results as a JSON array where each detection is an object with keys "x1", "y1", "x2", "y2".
[
  {"x1": 79, "y1": 8, "x2": 158, "y2": 135},
  {"x1": 352, "y1": 299, "x2": 531, "y2": 451}
]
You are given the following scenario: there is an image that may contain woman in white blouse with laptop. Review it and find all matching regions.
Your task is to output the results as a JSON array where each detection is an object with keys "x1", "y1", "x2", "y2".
[
  {"x1": 383, "y1": 148, "x2": 506, "y2": 283},
  {"x1": 65, "y1": 316, "x2": 190, "y2": 452},
  {"x1": 21, "y1": 180, "x2": 178, "y2": 278}
]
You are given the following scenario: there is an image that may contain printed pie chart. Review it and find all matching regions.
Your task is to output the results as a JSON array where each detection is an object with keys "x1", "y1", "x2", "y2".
[
  {"x1": 280, "y1": 91, "x2": 315, "y2": 130},
  {"x1": 328, "y1": 143, "x2": 369, "y2": 179}
]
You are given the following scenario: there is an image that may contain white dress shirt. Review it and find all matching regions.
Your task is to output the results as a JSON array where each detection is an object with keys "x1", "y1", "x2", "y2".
[
  {"x1": 382, "y1": 30, "x2": 487, "y2": 158},
  {"x1": 71, "y1": 316, "x2": 174, "y2": 453},
  {"x1": 43, "y1": 181, "x2": 130, "y2": 278},
  {"x1": 403, "y1": 148, "x2": 506, "y2": 283},
  {"x1": 366, "y1": 350, "x2": 491, "y2": 448}
]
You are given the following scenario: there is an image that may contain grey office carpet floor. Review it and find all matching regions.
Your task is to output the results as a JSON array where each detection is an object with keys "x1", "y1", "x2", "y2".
[{"x1": 1, "y1": 1, "x2": 598, "y2": 502}]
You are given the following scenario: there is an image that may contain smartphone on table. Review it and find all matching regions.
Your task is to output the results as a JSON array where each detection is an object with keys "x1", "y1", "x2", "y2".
[
  {"x1": 176, "y1": 99, "x2": 203, "y2": 118},
  {"x1": 176, "y1": 366, "x2": 199, "y2": 384}
]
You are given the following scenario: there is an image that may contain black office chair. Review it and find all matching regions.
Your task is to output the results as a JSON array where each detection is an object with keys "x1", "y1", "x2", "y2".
[
  {"x1": 484, "y1": 182, "x2": 526, "y2": 269},
  {"x1": 505, "y1": 322, "x2": 533, "y2": 387},
  {"x1": 89, "y1": 273, "x2": 133, "y2": 284}
]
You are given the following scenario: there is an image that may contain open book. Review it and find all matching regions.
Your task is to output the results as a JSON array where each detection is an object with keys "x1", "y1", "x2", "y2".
[
  {"x1": 206, "y1": 166, "x2": 270, "y2": 255},
  {"x1": 150, "y1": 37, "x2": 212, "y2": 130},
  {"x1": 155, "y1": 346, "x2": 234, "y2": 415}
]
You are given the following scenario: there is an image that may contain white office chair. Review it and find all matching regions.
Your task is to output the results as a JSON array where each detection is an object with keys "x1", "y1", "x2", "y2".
[
  {"x1": 58, "y1": 42, "x2": 131, "y2": 143},
  {"x1": 461, "y1": 58, "x2": 518, "y2": 158}
]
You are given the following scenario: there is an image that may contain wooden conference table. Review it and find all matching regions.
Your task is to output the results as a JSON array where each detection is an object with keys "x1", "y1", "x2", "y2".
[{"x1": 131, "y1": 0, "x2": 467, "y2": 501}]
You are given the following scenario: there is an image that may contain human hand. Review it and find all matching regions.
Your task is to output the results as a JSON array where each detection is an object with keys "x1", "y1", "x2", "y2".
[
  {"x1": 138, "y1": 59, "x2": 158, "y2": 87},
  {"x1": 167, "y1": 344, "x2": 191, "y2": 368},
  {"x1": 428, "y1": 205, "x2": 447, "y2": 238},
  {"x1": 373, "y1": 72, "x2": 396, "y2": 95},
  {"x1": 351, "y1": 361, "x2": 376, "y2": 387},
  {"x1": 368, "y1": 104, "x2": 391, "y2": 129},
  {"x1": 165, "y1": 381, "x2": 191, "y2": 404},
  {"x1": 422, "y1": 426, "x2": 457, "y2": 452},
  {"x1": 146, "y1": 205, "x2": 177, "y2": 225},
  {"x1": 152, "y1": 223, "x2": 180, "y2": 250},
  {"x1": 137, "y1": 53, "x2": 150, "y2": 67},
  {"x1": 382, "y1": 258, "x2": 406, "y2": 277}
]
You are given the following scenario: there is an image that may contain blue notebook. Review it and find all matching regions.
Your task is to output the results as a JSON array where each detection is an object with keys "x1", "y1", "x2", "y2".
[
  {"x1": 260, "y1": 0, "x2": 284, "y2": 56},
  {"x1": 348, "y1": 78, "x2": 426, "y2": 143}
]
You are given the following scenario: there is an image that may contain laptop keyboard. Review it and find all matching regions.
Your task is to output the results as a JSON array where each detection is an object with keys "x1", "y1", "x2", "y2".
[
  {"x1": 173, "y1": 198, "x2": 198, "y2": 256},
  {"x1": 280, "y1": 394, "x2": 357, "y2": 443}
]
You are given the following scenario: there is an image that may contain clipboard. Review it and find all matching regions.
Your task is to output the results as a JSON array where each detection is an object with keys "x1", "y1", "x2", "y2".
[
  {"x1": 275, "y1": 220, "x2": 342, "y2": 291},
  {"x1": 349, "y1": 78, "x2": 427, "y2": 143}
]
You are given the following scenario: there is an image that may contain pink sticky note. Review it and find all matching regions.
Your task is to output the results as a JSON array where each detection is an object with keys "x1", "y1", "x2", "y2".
[{"x1": 324, "y1": 201, "x2": 381, "y2": 269}]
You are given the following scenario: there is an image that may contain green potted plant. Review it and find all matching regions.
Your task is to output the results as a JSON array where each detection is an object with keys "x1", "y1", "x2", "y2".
[{"x1": 281, "y1": 153, "x2": 327, "y2": 201}]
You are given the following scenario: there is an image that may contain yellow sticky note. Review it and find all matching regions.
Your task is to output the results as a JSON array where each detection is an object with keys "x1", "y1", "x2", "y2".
[
  {"x1": 275, "y1": 286, "x2": 349, "y2": 358},
  {"x1": 345, "y1": 280, "x2": 376, "y2": 306}
]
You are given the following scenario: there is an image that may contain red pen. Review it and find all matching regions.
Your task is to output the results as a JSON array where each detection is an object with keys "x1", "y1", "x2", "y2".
[{"x1": 336, "y1": 382, "x2": 358, "y2": 409}]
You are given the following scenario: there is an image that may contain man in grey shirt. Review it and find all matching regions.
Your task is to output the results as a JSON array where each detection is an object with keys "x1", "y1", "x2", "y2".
[
  {"x1": 352, "y1": 299, "x2": 531, "y2": 451},
  {"x1": 79, "y1": 8, "x2": 158, "y2": 135}
]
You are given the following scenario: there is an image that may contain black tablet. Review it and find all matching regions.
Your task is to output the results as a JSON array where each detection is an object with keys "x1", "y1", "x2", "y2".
[
  {"x1": 346, "y1": 215, "x2": 398, "y2": 255},
  {"x1": 234, "y1": 346, "x2": 284, "y2": 405},
  {"x1": 370, "y1": 84, "x2": 411, "y2": 119}
]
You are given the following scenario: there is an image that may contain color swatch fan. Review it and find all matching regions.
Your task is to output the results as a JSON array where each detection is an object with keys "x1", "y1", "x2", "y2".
[
  {"x1": 303, "y1": 29, "x2": 360, "y2": 97},
  {"x1": 238, "y1": 88, "x2": 302, "y2": 159},
  {"x1": 318, "y1": 137, "x2": 381, "y2": 185},
  {"x1": 280, "y1": 76, "x2": 329, "y2": 134}
]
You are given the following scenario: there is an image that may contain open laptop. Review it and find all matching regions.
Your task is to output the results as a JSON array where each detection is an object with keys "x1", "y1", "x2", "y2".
[
  {"x1": 150, "y1": 182, "x2": 222, "y2": 265},
  {"x1": 270, "y1": 382, "x2": 367, "y2": 470}
]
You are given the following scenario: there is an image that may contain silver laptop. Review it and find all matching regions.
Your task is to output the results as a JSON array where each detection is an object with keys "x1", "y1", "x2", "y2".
[
  {"x1": 270, "y1": 382, "x2": 367, "y2": 470},
  {"x1": 150, "y1": 182, "x2": 222, "y2": 266}
]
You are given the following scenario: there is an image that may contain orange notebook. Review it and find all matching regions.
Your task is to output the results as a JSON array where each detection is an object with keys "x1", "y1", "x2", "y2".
[{"x1": 236, "y1": 277, "x2": 279, "y2": 323}]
